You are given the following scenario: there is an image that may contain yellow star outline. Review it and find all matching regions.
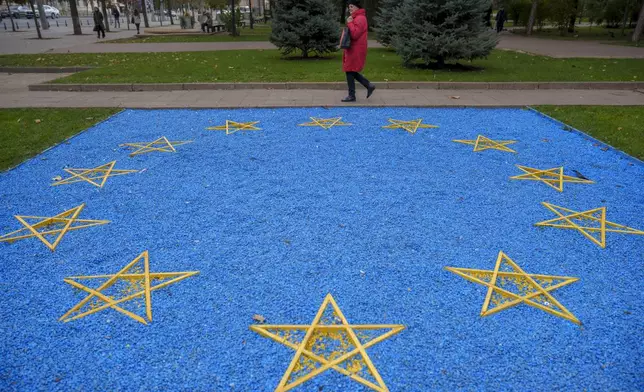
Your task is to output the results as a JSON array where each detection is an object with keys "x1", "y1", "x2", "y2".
[
  {"x1": 0, "y1": 203, "x2": 109, "y2": 251},
  {"x1": 446, "y1": 251, "x2": 580, "y2": 325},
  {"x1": 119, "y1": 136, "x2": 193, "y2": 157},
  {"x1": 453, "y1": 135, "x2": 517, "y2": 153},
  {"x1": 298, "y1": 117, "x2": 352, "y2": 130},
  {"x1": 60, "y1": 251, "x2": 199, "y2": 324},
  {"x1": 206, "y1": 120, "x2": 261, "y2": 135},
  {"x1": 510, "y1": 165, "x2": 594, "y2": 192},
  {"x1": 382, "y1": 118, "x2": 438, "y2": 134},
  {"x1": 52, "y1": 160, "x2": 139, "y2": 188},
  {"x1": 250, "y1": 294, "x2": 405, "y2": 392},
  {"x1": 535, "y1": 202, "x2": 644, "y2": 248}
]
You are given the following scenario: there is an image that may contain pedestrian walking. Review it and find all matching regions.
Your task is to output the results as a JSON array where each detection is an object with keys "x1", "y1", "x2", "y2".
[
  {"x1": 132, "y1": 9, "x2": 141, "y2": 34},
  {"x1": 93, "y1": 7, "x2": 106, "y2": 39},
  {"x1": 206, "y1": 12, "x2": 213, "y2": 33},
  {"x1": 112, "y1": 6, "x2": 121, "y2": 29},
  {"x1": 199, "y1": 11, "x2": 208, "y2": 32},
  {"x1": 341, "y1": 0, "x2": 375, "y2": 103},
  {"x1": 496, "y1": 7, "x2": 507, "y2": 33}
]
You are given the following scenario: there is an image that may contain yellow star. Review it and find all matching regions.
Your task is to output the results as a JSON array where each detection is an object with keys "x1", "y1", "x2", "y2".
[
  {"x1": 298, "y1": 117, "x2": 352, "y2": 130},
  {"x1": 0, "y1": 203, "x2": 109, "y2": 251},
  {"x1": 535, "y1": 202, "x2": 644, "y2": 248},
  {"x1": 119, "y1": 136, "x2": 193, "y2": 157},
  {"x1": 60, "y1": 251, "x2": 199, "y2": 324},
  {"x1": 382, "y1": 118, "x2": 438, "y2": 134},
  {"x1": 446, "y1": 251, "x2": 580, "y2": 325},
  {"x1": 206, "y1": 120, "x2": 261, "y2": 135},
  {"x1": 510, "y1": 165, "x2": 594, "y2": 192},
  {"x1": 250, "y1": 294, "x2": 405, "y2": 392},
  {"x1": 453, "y1": 135, "x2": 517, "y2": 153},
  {"x1": 52, "y1": 160, "x2": 139, "y2": 188}
]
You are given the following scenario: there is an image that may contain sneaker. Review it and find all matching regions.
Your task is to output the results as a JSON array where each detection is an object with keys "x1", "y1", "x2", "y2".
[
  {"x1": 341, "y1": 95, "x2": 356, "y2": 102},
  {"x1": 367, "y1": 84, "x2": 376, "y2": 99}
]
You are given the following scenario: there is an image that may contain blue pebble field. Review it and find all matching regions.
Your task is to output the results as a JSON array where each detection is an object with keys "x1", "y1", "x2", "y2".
[{"x1": 0, "y1": 107, "x2": 642, "y2": 391}]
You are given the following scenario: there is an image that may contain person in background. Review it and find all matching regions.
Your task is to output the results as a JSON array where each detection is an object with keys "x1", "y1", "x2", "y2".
[
  {"x1": 341, "y1": 0, "x2": 375, "y2": 103},
  {"x1": 93, "y1": 7, "x2": 106, "y2": 39},
  {"x1": 112, "y1": 5, "x2": 120, "y2": 29},
  {"x1": 496, "y1": 7, "x2": 507, "y2": 33},
  {"x1": 199, "y1": 11, "x2": 208, "y2": 32},
  {"x1": 132, "y1": 9, "x2": 141, "y2": 34},
  {"x1": 206, "y1": 12, "x2": 213, "y2": 33}
]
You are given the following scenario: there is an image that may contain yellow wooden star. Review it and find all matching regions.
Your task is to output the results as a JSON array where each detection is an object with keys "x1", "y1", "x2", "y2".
[
  {"x1": 298, "y1": 117, "x2": 352, "y2": 130},
  {"x1": 0, "y1": 203, "x2": 109, "y2": 251},
  {"x1": 60, "y1": 250, "x2": 199, "y2": 324},
  {"x1": 382, "y1": 118, "x2": 438, "y2": 134},
  {"x1": 52, "y1": 161, "x2": 139, "y2": 188},
  {"x1": 250, "y1": 294, "x2": 405, "y2": 392},
  {"x1": 535, "y1": 202, "x2": 644, "y2": 248},
  {"x1": 119, "y1": 136, "x2": 193, "y2": 157},
  {"x1": 510, "y1": 165, "x2": 594, "y2": 192},
  {"x1": 206, "y1": 120, "x2": 261, "y2": 135},
  {"x1": 446, "y1": 251, "x2": 580, "y2": 325},
  {"x1": 453, "y1": 135, "x2": 517, "y2": 153}
]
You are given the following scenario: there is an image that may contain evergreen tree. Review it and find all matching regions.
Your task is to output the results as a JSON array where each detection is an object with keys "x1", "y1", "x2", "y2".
[
  {"x1": 390, "y1": 0, "x2": 497, "y2": 67},
  {"x1": 270, "y1": 0, "x2": 340, "y2": 58},
  {"x1": 374, "y1": 0, "x2": 400, "y2": 46}
]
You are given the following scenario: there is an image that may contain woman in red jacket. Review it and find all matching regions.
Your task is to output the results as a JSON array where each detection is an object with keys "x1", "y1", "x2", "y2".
[{"x1": 342, "y1": 0, "x2": 375, "y2": 102}]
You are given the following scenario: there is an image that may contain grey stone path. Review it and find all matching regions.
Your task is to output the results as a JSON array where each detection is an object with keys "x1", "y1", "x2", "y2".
[{"x1": 1, "y1": 73, "x2": 643, "y2": 108}]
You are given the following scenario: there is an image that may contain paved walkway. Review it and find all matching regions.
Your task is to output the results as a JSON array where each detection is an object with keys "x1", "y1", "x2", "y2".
[
  {"x1": 1, "y1": 27, "x2": 643, "y2": 57},
  {"x1": 1, "y1": 73, "x2": 643, "y2": 108}
]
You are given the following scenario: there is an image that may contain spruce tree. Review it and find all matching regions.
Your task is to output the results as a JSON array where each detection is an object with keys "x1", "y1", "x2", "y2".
[
  {"x1": 390, "y1": 0, "x2": 497, "y2": 67},
  {"x1": 374, "y1": 0, "x2": 400, "y2": 46},
  {"x1": 270, "y1": 0, "x2": 340, "y2": 58}
]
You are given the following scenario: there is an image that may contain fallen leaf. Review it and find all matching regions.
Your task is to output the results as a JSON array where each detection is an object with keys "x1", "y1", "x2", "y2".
[
  {"x1": 85, "y1": 117, "x2": 94, "y2": 120},
  {"x1": 17, "y1": 118, "x2": 22, "y2": 123},
  {"x1": 449, "y1": 95, "x2": 461, "y2": 99},
  {"x1": 617, "y1": 127, "x2": 622, "y2": 130},
  {"x1": 52, "y1": 176, "x2": 63, "y2": 182},
  {"x1": 252, "y1": 314, "x2": 266, "y2": 324},
  {"x1": 34, "y1": 119, "x2": 41, "y2": 124}
]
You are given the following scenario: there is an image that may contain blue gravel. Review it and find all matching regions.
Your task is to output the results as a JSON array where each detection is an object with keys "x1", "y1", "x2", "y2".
[{"x1": 0, "y1": 108, "x2": 642, "y2": 391}]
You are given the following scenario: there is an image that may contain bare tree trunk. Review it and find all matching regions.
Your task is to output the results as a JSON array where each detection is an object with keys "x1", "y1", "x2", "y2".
[
  {"x1": 230, "y1": 0, "x2": 237, "y2": 35},
  {"x1": 168, "y1": 0, "x2": 174, "y2": 24},
  {"x1": 141, "y1": 0, "x2": 150, "y2": 27},
  {"x1": 6, "y1": 0, "x2": 16, "y2": 31},
  {"x1": 28, "y1": 0, "x2": 42, "y2": 38},
  {"x1": 340, "y1": 0, "x2": 346, "y2": 23},
  {"x1": 68, "y1": 0, "x2": 82, "y2": 34},
  {"x1": 633, "y1": 1, "x2": 644, "y2": 43},
  {"x1": 621, "y1": 2, "x2": 629, "y2": 36},
  {"x1": 100, "y1": 0, "x2": 110, "y2": 31},
  {"x1": 249, "y1": 0, "x2": 253, "y2": 28},
  {"x1": 36, "y1": 0, "x2": 49, "y2": 30},
  {"x1": 526, "y1": 0, "x2": 538, "y2": 35},
  {"x1": 567, "y1": 0, "x2": 579, "y2": 33}
]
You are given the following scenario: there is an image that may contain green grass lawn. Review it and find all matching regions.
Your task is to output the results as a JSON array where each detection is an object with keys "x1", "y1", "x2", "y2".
[
  {"x1": 0, "y1": 108, "x2": 120, "y2": 171},
  {"x1": 104, "y1": 25, "x2": 272, "y2": 43},
  {"x1": 511, "y1": 26, "x2": 642, "y2": 47},
  {"x1": 1, "y1": 49, "x2": 642, "y2": 84},
  {"x1": 535, "y1": 106, "x2": 644, "y2": 160}
]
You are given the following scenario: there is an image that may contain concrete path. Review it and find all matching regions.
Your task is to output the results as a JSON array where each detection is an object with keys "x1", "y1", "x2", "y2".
[
  {"x1": 2, "y1": 27, "x2": 643, "y2": 58},
  {"x1": 1, "y1": 73, "x2": 643, "y2": 108}
]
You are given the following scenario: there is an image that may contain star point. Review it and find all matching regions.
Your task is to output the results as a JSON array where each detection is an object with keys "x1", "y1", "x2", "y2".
[
  {"x1": 52, "y1": 160, "x2": 138, "y2": 188},
  {"x1": 206, "y1": 120, "x2": 261, "y2": 135},
  {"x1": 535, "y1": 202, "x2": 643, "y2": 248},
  {"x1": 382, "y1": 118, "x2": 438, "y2": 134},
  {"x1": 60, "y1": 251, "x2": 199, "y2": 324},
  {"x1": 250, "y1": 294, "x2": 404, "y2": 391},
  {"x1": 120, "y1": 136, "x2": 192, "y2": 157},
  {"x1": 453, "y1": 135, "x2": 517, "y2": 153},
  {"x1": 0, "y1": 203, "x2": 109, "y2": 251},
  {"x1": 446, "y1": 251, "x2": 580, "y2": 325},
  {"x1": 298, "y1": 117, "x2": 352, "y2": 130}
]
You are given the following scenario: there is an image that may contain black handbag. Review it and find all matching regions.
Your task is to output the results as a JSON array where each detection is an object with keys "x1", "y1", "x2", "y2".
[{"x1": 340, "y1": 27, "x2": 351, "y2": 49}]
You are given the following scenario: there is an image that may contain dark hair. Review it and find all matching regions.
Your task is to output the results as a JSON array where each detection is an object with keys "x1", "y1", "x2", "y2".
[{"x1": 347, "y1": 0, "x2": 362, "y2": 8}]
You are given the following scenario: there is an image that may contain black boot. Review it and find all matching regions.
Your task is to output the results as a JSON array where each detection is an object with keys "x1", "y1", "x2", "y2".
[
  {"x1": 341, "y1": 95, "x2": 356, "y2": 102},
  {"x1": 367, "y1": 84, "x2": 376, "y2": 99}
]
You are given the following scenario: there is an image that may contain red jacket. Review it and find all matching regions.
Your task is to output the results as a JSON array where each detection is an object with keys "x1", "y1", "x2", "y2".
[{"x1": 342, "y1": 8, "x2": 368, "y2": 73}]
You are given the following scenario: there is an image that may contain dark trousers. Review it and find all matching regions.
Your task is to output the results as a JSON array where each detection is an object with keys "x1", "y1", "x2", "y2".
[
  {"x1": 496, "y1": 21, "x2": 505, "y2": 33},
  {"x1": 135, "y1": 23, "x2": 140, "y2": 34},
  {"x1": 96, "y1": 25, "x2": 105, "y2": 38},
  {"x1": 346, "y1": 71, "x2": 370, "y2": 97}
]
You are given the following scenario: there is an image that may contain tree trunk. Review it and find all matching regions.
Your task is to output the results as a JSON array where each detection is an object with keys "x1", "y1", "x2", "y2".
[
  {"x1": 526, "y1": 0, "x2": 538, "y2": 36},
  {"x1": 100, "y1": 0, "x2": 110, "y2": 31},
  {"x1": 168, "y1": 0, "x2": 174, "y2": 25},
  {"x1": 6, "y1": 0, "x2": 16, "y2": 32},
  {"x1": 340, "y1": 0, "x2": 346, "y2": 23},
  {"x1": 230, "y1": 0, "x2": 237, "y2": 36},
  {"x1": 621, "y1": 3, "x2": 629, "y2": 36},
  {"x1": 36, "y1": 0, "x2": 49, "y2": 30},
  {"x1": 633, "y1": 1, "x2": 644, "y2": 43},
  {"x1": 567, "y1": 0, "x2": 579, "y2": 33},
  {"x1": 249, "y1": 0, "x2": 253, "y2": 28},
  {"x1": 141, "y1": 0, "x2": 150, "y2": 27},
  {"x1": 28, "y1": 0, "x2": 42, "y2": 38},
  {"x1": 68, "y1": 0, "x2": 82, "y2": 34}
]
